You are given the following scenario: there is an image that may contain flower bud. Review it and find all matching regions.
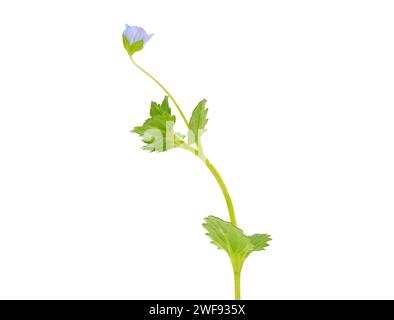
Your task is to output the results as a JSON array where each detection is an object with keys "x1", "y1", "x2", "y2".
[{"x1": 123, "y1": 24, "x2": 153, "y2": 56}]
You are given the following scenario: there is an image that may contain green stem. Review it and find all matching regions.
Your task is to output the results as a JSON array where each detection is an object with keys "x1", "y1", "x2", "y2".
[
  {"x1": 204, "y1": 158, "x2": 237, "y2": 226},
  {"x1": 181, "y1": 144, "x2": 237, "y2": 227},
  {"x1": 130, "y1": 56, "x2": 190, "y2": 128},
  {"x1": 234, "y1": 271, "x2": 241, "y2": 300},
  {"x1": 182, "y1": 144, "x2": 240, "y2": 299},
  {"x1": 130, "y1": 56, "x2": 237, "y2": 226},
  {"x1": 130, "y1": 56, "x2": 239, "y2": 298}
]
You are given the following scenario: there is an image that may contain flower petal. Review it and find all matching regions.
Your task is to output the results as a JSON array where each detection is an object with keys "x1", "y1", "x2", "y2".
[{"x1": 123, "y1": 25, "x2": 153, "y2": 46}]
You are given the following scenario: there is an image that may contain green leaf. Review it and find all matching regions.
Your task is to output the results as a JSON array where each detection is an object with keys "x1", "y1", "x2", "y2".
[
  {"x1": 249, "y1": 234, "x2": 271, "y2": 251},
  {"x1": 188, "y1": 99, "x2": 208, "y2": 145},
  {"x1": 132, "y1": 96, "x2": 184, "y2": 152},
  {"x1": 123, "y1": 34, "x2": 144, "y2": 56},
  {"x1": 203, "y1": 215, "x2": 271, "y2": 272}
]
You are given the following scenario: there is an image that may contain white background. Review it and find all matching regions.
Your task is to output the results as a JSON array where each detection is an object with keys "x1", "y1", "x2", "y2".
[{"x1": 0, "y1": 0, "x2": 393, "y2": 300}]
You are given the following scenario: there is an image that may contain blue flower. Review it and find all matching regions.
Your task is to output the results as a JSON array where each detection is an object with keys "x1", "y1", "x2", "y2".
[
  {"x1": 124, "y1": 25, "x2": 153, "y2": 45},
  {"x1": 123, "y1": 25, "x2": 153, "y2": 56}
]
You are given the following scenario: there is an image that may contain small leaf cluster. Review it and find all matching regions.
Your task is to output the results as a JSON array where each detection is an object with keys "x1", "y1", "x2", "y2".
[{"x1": 132, "y1": 96, "x2": 208, "y2": 152}]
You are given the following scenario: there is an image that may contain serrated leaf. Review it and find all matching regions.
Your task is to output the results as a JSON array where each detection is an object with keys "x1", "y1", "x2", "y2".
[
  {"x1": 188, "y1": 99, "x2": 208, "y2": 145},
  {"x1": 203, "y1": 215, "x2": 271, "y2": 272},
  {"x1": 248, "y1": 234, "x2": 271, "y2": 251},
  {"x1": 132, "y1": 96, "x2": 184, "y2": 152}
]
